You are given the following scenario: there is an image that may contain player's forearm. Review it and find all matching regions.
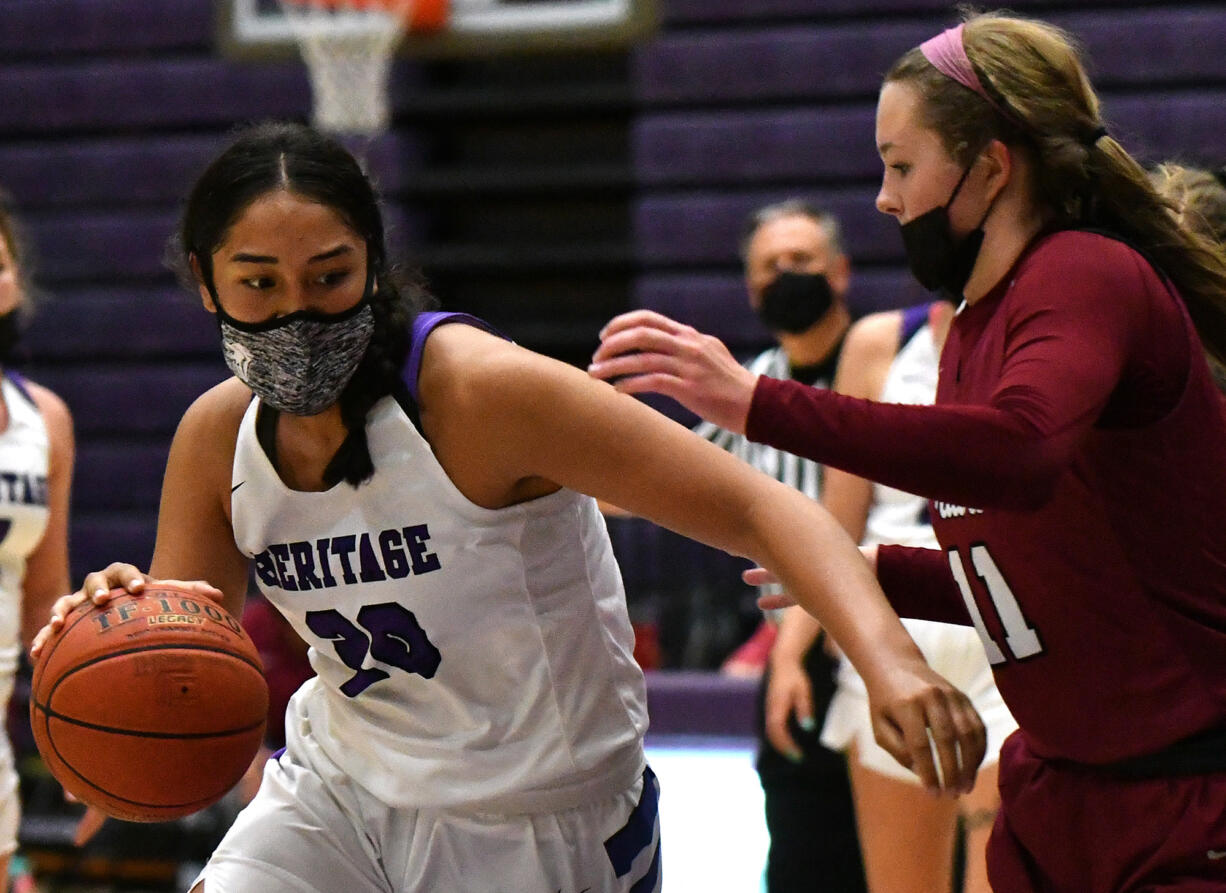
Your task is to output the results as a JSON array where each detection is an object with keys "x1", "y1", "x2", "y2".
[
  {"x1": 876, "y1": 545, "x2": 972, "y2": 625},
  {"x1": 743, "y1": 490, "x2": 925, "y2": 687},
  {"x1": 746, "y1": 376, "x2": 1070, "y2": 510}
]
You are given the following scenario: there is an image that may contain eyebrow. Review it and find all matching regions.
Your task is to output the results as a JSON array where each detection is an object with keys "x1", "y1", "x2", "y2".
[
  {"x1": 229, "y1": 245, "x2": 356, "y2": 265},
  {"x1": 877, "y1": 141, "x2": 896, "y2": 156}
]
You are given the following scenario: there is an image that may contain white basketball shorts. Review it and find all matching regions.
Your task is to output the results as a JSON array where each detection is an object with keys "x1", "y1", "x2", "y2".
[{"x1": 193, "y1": 743, "x2": 661, "y2": 893}]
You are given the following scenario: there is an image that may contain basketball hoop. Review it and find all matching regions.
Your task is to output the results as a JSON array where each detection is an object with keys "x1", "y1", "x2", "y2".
[{"x1": 278, "y1": 0, "x2": 448, "y2": 137}]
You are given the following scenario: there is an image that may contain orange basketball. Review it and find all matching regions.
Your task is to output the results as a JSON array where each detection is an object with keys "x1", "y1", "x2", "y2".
[{"x1": 30, "y1": 585, "x2": 269, "y2": 822}]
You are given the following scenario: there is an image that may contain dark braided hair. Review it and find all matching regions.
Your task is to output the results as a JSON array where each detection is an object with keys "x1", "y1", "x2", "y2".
[{"x1": 174, "y1": 121, "x2": 432, "y2": 487}]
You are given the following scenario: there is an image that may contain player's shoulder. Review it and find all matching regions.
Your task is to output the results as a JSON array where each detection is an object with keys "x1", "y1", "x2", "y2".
[
  {"x1": 16, "y1": 376, "x2": 72, "y2": 429},
  {"x1": 7, "y1": 374, "x2": 74, "y2": 460},
  {"x1": 419, "y1": 319, "x2": 545, "y2": 409},
  {"x1": 176, "y1": 377, "x2": 253, "y2": 445},
  {"x1": 833, "y1": 309, "x2": 908, "y2": 398},
  {"x1": 843, "y1": 308, "x2": 905, "y2": 367},
  {"x1": 1022, "y1": 229, "x2": 1158, "y2": 288}
]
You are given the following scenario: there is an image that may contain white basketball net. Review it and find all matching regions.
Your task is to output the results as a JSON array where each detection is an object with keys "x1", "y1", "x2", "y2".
[{"x1": 277, "y1": 0, "x2": 415, "y2": 136}]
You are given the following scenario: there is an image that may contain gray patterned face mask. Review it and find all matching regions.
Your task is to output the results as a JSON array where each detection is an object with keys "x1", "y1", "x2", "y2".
[{"x1": 217, "y1": 296, "x2": 375, "y2": 416}]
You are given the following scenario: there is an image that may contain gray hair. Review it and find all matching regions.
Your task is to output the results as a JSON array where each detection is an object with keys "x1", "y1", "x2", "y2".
[{"x1": 739, "y1": 199, "x2": 845, "y2": 263}]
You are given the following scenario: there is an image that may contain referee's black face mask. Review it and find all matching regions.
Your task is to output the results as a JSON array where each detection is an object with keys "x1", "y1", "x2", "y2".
[{"x1": 756, "y1": 271, "x2": 835, "y2": 334}]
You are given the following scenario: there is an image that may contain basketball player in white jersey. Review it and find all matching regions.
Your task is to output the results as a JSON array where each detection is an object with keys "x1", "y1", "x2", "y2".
[
  {"x1": 783, "y1": 300, "x2": 1015, "y2": 893},
  {"x1": 32, "y1": 123, "x2": 984, "y2": 893},
  {"x1": 0, "y1": 192, "x2": 75, "y2": 891}
]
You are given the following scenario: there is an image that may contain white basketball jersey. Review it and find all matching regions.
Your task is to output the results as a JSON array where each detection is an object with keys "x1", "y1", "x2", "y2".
[
  {"x1": 0, "y1": 375, "x2": 50, "y2": 677},
  {"x1": 863, "y1": 323, "x2": 941, "y2": 550},
  {"x1": 230, "y1": 358, "x2": 647, "y2": 812}
]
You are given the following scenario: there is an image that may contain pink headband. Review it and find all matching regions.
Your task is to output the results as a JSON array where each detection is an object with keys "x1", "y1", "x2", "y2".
[
  {"x1": 920, "y1": 25, "x2": 986, "y2": 94},
  {"x1": 920, "y1": 23, "x2": 1011, "y2": 119}
]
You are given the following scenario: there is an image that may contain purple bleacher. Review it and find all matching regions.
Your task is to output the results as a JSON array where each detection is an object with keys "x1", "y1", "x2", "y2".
[
  {"x1": 24, "y1": 210, "x2": 180, "y2": 282},
  {"x1": 634, "y1": 22, "x2": 933, "y2": 105},
  {"x1": 658, "y1": 0, "x2": 1157, "y2": 27},
  {"x1": 2, "y1": 0, "x2": 212, "y2": 57},
  {"x1": 631, "y1": 273, "x2": 765, "y2": 350},
  {"x1": 24, "y1": 290, "x2": 220, "y2": 360},
  {"x1": 73, "y1": 442, "x2": 169, "y2": 512},
  {"x1": 635, "y1": 190, "x2": 900, "y2": 266},
  {"x1": 0, "y1": 56, "x2": 427, "y2": 136},
  {"x1": 609, "y1": 516, "x2": 752, "y2": 588},
  {"x1": 26, "y1": 362, "x2": 230, "y2": 437},
  {"x1": 2, "y1": 0, "x2": 213, "y2": 58},
  {"x1": 635, "y1": 90, "x2": 1226, "y2": 193},
  {"x1": 0, "y1": 132, "x2": 424, "y2": 211},
  {"x1": 634, "y1": 10, "x2": 1226, "y2": 106},
  {"x1": 71, "y1": 513, "x2": 159, "y2": 581},
  {"x1": 0, "y1": 60, "x2": 308, "y2": 133},
  {"x1": 644, "y1": 671, "x2": 757, "y2": 738},
  {"x1": 1063, "y1": 9, "x2": 1226, "y2": 87},
  {"x1": 1107, "y1": 92, "x2": 1226, "y2": 168},
  {"x1": 634, "y1": 107, "x2": 879, "y2": 185},
  {"x1": 0, "y1": 137, "x2": 231, "y2": 210},
  {"x1": 22, "y1": 205, "x2": 424, "y2": 286}
]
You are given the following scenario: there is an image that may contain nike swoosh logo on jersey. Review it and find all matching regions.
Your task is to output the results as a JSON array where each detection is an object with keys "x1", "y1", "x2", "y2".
[
  {"x1": 1209, "y1": 849, "x2": 1226, "y2": 860},
  {"x1": 231, "y1": 481, "x2": 245, "y2": 493}
]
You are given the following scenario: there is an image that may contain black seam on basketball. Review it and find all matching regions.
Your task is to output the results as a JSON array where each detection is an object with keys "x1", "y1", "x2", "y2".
[
  {"x1": 41, "y1": 727, "x2": 249, "y2": 813},
  {"x1": 32, "y1": 643, "x2": 265, "y2": 735},
  {"x1": 33, "y1": 711, "x2": 266, "y2": 739},
  {"x1": 32, "y1": 703, "x2": 258, "y2": 814}
]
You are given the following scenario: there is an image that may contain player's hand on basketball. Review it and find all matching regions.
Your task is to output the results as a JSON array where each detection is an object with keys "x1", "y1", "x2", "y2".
[
  {"x1": 589, "y1": 310, "x2": 758, "y2": 434},
  {"x1": 763, "y1": 652, "x2": 816, "y2": 763},
  {"x1": 864, "y1": 662, "x2": 986, "y2": 797},
  {"x1": 30, "y1": 564, "x2": 224, "y2": 659}
]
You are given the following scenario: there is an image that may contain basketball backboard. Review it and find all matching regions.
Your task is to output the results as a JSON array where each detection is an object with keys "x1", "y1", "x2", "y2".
[{"x1": 217, "y1": 0, "x2": 658, "y2": 59}]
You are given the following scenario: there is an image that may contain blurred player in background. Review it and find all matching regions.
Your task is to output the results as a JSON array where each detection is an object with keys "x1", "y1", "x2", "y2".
[{"x1": 0, "y1": 191, "x2": 75, "y2": 892}]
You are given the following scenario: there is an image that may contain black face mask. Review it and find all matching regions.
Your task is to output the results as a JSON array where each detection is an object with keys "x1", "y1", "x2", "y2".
[
  {"x1": 0, "y1": 311, "x2": 23, "y2": 365},
  {"x1": 899, "y1": 163, "x2": 992, "y2": 297},
  {"x1": 756, "y1": 271, "x2": 835, "y2": 334}
]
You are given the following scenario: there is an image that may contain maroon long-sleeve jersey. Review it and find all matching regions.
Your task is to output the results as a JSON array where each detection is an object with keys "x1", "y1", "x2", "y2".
[{"x1": 747, "y1": 230, "x2": 1226, "y2": 764}]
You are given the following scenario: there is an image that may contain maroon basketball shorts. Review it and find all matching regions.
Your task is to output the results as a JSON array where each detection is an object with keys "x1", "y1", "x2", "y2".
[{"x1": 987, "y1": 732, "x2": 1226, "y2": 892}]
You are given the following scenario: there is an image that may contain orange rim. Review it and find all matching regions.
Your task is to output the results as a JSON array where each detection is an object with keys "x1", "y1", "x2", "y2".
[
  {"x1": 283, "y1": 0, "x2": 449, "y2": 33},
  {"x1": 408, "y1": 0, "x2": 447, "y2": 32}
]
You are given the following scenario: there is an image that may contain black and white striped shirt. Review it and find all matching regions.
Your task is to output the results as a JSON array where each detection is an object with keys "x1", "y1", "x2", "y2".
[{"x1": 693, "y1": 345, "x2": 834, "y2": 502}]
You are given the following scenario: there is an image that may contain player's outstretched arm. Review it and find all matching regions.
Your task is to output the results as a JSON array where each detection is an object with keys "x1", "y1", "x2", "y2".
[
  {"x1": 588, "y1": 309, "x2": 758, "y2": 435},
  {"x1": 424, "y1": 325, "x2": 985, "y2": 794}
]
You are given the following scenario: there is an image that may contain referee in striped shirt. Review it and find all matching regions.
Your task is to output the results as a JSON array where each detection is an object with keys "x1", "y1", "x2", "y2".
[{"x1": 702, "y1": 199, "x2": 867, "y2": 893}]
